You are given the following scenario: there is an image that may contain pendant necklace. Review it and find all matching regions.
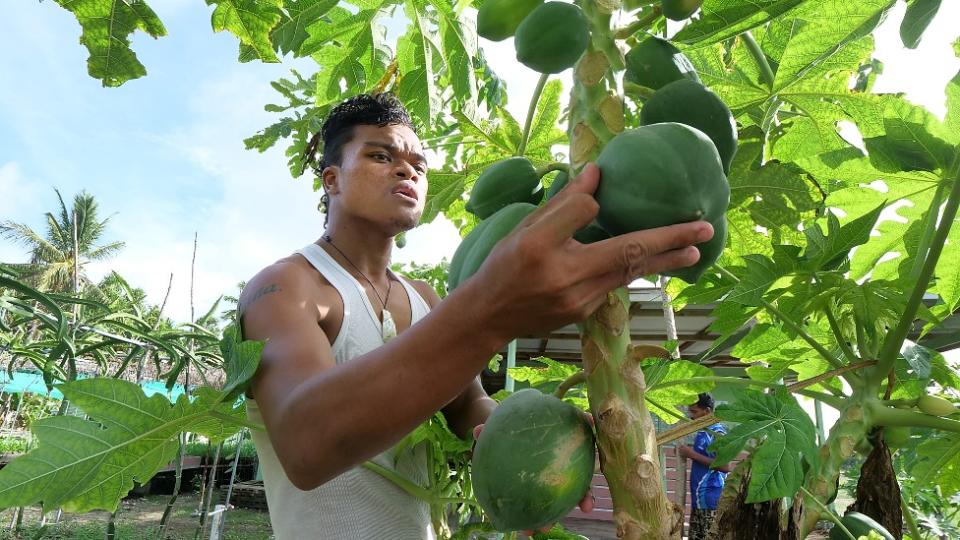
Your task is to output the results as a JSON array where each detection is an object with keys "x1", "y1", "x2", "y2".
[{"x1": 322, "y1": 234, "x2": 397, "y2": 342}]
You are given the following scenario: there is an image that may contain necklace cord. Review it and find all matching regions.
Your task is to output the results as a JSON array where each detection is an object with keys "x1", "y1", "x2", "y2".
[{"x1": 322, "y1": 235, "x2": 394, "y2": 310}]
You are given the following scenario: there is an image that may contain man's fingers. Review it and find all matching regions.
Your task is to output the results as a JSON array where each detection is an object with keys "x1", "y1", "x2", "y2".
[
  {"x1": 557, "y1": 162, "x2": 600, "y2": 198},
  {"x1": 561, "y1": 243, "x2": 700, "y2": 316},
  {"x1": 579, "y1": 490, "x2": 595, "y2": 513},
  {"x1": 574, "y1": 220, "x2": 712, "y2": 284},
  {"x1": 526, "y1": 191, "x2": 600, "y2": 245}
]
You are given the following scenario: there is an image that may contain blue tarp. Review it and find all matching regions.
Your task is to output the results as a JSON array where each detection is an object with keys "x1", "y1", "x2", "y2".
[{"x1": 0, "y1": 371, "x2": 187, "y2": 402}]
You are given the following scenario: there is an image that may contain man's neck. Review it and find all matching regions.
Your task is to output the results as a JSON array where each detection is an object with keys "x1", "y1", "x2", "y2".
[{"x1": 318, "y1": 221, "x2": 395, "y2": 280}]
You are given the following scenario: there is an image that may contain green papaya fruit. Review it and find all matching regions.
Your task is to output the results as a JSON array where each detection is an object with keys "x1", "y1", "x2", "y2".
[
  {"x1": 641, "y1": 79, "x2": 738, "y2": 174},
  {"x1": 450, "y1": 203, "x2": 538, "y2": 290},
  {"x1": 918, "y1": 394, "x2": 957, "y2": 416},
  {"x1": 472, "y1": 389, "x2": 595, "y2": 532},
  {"x1": 448, "y1": 218, "x2": 491, "y2": 292},
  {"x1": 829, "y1": 512, "x2": 895, "y2": 540},
  {"x1": 593, "y1": 123, "x2": 729, "y2": 283},
  {"x1": 466, "y1": 157, "x2": 542, "y2": 219},
  {"x1": 625, "y1": 37, "x2": 700, "y2": 91},
  {"x1": 477, "y1": 0, "x2": 544, "y2": 42},
  {"x1": 661, "y1": 0, "x2": 704, "y2": 21},
  {"x1": 665, "y1": 216, "x2": 726, "y2": 283},
  {"x1": 573, "y1": 222, "x2": 611, "y2": 244},
  {"x1": 545, "y1": 170, "x2": 569, "y2": 200},
  {"x1": 883, "y1": 426, "x2": 911, "y2": 448},
  {"x1": 515, "y1": 2, "x2": 590, "y2": 74}
]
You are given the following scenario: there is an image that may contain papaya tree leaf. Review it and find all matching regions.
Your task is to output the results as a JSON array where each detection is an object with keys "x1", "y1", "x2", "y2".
[
  {"x1": 711, "y1": 389, "x2": 818, "y2": 503},
  {"x1": 0, "y1": 379, "x2": 242, "y2": 513},
  {"x1": 726, "y1": 246, "x2": 800, "y2": 306},
  {"x1": 643, "y1": 359, "x2": 715, "y2": 424},
  {"x1": 53, "y1": 0, "x2": 167, "y2": 87},
  {"x1": 525, "y1": 79, "x2": 567, "y2": 158},
  {"x1": 900, "y1": 0, "x2": 942, "y2": 49},
  {"x1": 205, "y1": 0, "x2": 282, "y2": 63},
  {"x1": 218, "y1": 324, "x2": 264, "y2": 402},
  {"x1": 800, "y1": 203, "x2": 884, "y2": 272},
  {"x1": 912, "y1": 432, "x2": 960, "y2": 496},
  {"x1": 508, "y1": 357, "x2": 579, "y2": 389},
  {"x1": 672, "y1": 0, "x2": 808, "y2": 47},
  {"x1": 271, "y1": 0, "x2": 338, "y2": 56}
]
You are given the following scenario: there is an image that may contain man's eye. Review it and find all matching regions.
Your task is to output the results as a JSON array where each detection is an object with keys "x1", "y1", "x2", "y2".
[{"x1": 373, "y1": 153, "x2": 390, "y2": 161}]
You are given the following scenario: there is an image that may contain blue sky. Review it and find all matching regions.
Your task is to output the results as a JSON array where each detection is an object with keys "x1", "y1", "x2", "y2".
[{"x1": 1, "y1": 1, "x2": 958, "y2": 323}]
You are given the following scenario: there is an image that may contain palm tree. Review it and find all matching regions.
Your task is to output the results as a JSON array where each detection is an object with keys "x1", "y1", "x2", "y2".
[{"x1": 0, "y1": 189, "x2": 124, "y2": 293}]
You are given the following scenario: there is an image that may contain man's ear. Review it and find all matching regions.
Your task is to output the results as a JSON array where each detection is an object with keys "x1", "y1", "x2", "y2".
[{"x1": 322, "y1": 165, "x2": 340, "y2": 195}]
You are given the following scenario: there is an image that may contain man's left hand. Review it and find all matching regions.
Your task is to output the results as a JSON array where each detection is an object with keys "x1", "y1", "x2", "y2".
[{"x1": 677, "y1": 445, "x2": 694, "y2": 459}]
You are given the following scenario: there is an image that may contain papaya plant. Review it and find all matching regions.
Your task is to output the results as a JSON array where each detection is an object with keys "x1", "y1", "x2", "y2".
[{"x1": 5, "y1": 1, "x2": 960, "y2": 539}]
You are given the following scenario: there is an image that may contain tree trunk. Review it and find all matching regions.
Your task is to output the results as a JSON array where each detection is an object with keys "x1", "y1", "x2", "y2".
[
  {"x1": 708, "y1": 458, "x2": 799, "y2": 540},
  {"x1": 846, "y1": 434, "x2": 902, "y2": 540},
  {"x1": 582, "y1": 290, "x2": 682, "y2": 539}
]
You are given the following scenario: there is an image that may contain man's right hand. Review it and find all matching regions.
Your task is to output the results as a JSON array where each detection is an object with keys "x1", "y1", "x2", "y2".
[{"x1": 463, "y1": 162, "x2": 713, "y2": 341}]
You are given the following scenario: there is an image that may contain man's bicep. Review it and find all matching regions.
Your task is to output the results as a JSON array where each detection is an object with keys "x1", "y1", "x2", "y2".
[{"x1": 241, "y1": 272, "x2": 336, "y2": 422}]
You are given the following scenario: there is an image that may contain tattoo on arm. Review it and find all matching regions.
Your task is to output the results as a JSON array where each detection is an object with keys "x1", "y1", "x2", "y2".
[{"x1": 241, "y1": 283, "x2": 282, "y2": 313}]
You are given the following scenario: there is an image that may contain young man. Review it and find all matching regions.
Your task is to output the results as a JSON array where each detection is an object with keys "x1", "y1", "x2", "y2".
[
  {"x1": 678, "y1": 393, "x2": 732, "y2": 540},
  {"x1": 239, "y1": 93, "x2": 714, "y2": 539}
]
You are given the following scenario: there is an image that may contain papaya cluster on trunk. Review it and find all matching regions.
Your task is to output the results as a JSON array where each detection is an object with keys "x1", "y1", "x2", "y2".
[{"x1": 594, "y1": 122, "x2": 730, "y2": 283}]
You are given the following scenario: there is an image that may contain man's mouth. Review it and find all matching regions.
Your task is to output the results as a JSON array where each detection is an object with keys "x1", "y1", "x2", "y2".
[{"x1": 393, "y1": 184, "x2": 418, "y2": 202}]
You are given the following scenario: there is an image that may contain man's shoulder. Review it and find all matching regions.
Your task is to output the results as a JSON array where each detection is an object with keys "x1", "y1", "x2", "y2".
[
  {"x1": 239, "y1": 255, "x2": 329, "y2": 316},
  {"x1": 403, "y1": 277, "x2": 442, "y2": 308},
  {"x1": 707, "y1": 422, "x2": 726, "y2": 435}
]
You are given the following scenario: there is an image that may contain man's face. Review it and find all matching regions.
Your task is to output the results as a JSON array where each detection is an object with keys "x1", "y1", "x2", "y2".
[
  {"x1": 324, "y1": 123, "x2": 428, "y2": 233},
  {"x1": 688, "y1": 404, "x2": 710, "y2": 420}
]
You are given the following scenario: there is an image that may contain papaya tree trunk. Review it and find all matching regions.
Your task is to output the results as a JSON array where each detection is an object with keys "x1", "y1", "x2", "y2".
[
  {"x1": 846, "y1": 434, "x2": 903, "y2": 540},
  {"x1": 799, "y1": 396, "x2": 875, "y2": 536},
  {"x1": 581, "y1": 290, "x2": 681, "y2": 539},
  {"x1": 708, "y1": 457, "x2": 798, "y2": 540}
]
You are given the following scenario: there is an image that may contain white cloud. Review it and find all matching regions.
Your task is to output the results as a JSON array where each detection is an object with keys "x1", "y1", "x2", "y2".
[{"x1": 0, "y1": 162, "x2": 44, "y2": 263}]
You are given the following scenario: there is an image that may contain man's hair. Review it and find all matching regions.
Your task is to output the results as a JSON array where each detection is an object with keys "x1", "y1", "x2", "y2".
[
  {"x1": 303, "y1": 93, "x2": 415, "y2": 176},
  {"x1": 694, "y1": 393, "x2": 715, "y2": 410}
]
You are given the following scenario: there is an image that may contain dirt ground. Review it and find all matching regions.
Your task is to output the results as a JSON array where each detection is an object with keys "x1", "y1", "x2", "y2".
[
  {"x1": 0, "y1": 496, "x2": 836, "y2": 539},
  {"x1": 0, "y1": 494, "x2": 273, "y2": 540}
]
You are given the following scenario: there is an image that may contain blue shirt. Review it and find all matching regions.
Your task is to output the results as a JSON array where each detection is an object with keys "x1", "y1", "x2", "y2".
[{"x1": 689, "y1": 423, "x2": 727, "y2": 510}]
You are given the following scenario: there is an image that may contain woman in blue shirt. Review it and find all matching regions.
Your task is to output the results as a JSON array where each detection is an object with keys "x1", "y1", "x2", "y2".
[{"x1": 677, "y1": 393, "x2": 732, "y2": 540}]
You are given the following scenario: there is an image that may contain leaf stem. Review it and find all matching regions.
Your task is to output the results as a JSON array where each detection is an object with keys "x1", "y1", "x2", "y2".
[
  {"x1": 209, "y1": 410, "x2": 265, "y2": 432},
  {"x1": 870, "y1": 155, "x2": 960, "y2": 387},
  {"x1": 795, "y1": 389, "x2": 845, "y2": 410},
  {"x1": 740, "y1": 31, "x2": 775, "y2": 90},
  {"x1": 800, "y1": 486, "x2": 857, "y2": 540},
  {"x1": 517, "y1": 73, "x2": 550, "y2": 157},
  {"x1": 867, "y1": 401, "x2": 960, "y2": 434},
  {"x1": 535, "y1": 162, "x2": 572, "y2": 179},
  {"x1": 823, "y1": 304, "x2": 858, "y2": 364},
  {"x1": 901, "y1": 491, "x2": 924, "y2": 540},
  {"x1": 658, "y1": 413, "x2": 718, "y2": 446},
  {"x1": 646, "y1": 395, "x2": 689, "y2": 422},
  {"x1": 554, "y1": 370, "x2": 587, "y2": 399},
  {"x1": 653, "y1": 376, "x2": 781, "y2": 392},
  {"x1": 909, "y1": 181, "x2": 948, "y2": 283},
  {"x1": 614, "y1": 6, "x2": 662, "y2": 39},
  {"x1": 716, "y1": 265, "x2": 848, "y2": 375},
  {"x1": 362, "y1": 461, "x2": 433, "y2": 503}
]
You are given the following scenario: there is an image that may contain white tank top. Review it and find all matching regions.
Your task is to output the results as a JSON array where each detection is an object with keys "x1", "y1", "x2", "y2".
[{"x1": 246, "y1": 242, "x2": 436, "y2": 540}]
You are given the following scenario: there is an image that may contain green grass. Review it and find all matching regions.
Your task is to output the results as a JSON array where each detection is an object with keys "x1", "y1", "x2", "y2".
[{"x1": 0, "y1": 494, "x2": 273, "y2": 540}]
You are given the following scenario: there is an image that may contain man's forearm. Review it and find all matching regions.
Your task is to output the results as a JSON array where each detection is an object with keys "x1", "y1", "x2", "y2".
[
  {"x1": 278, "y1": 283, "x2": 507, "y2": 488},
  {"x1": 447, "y1": 396, "x2": 497, "y2": 440}
]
